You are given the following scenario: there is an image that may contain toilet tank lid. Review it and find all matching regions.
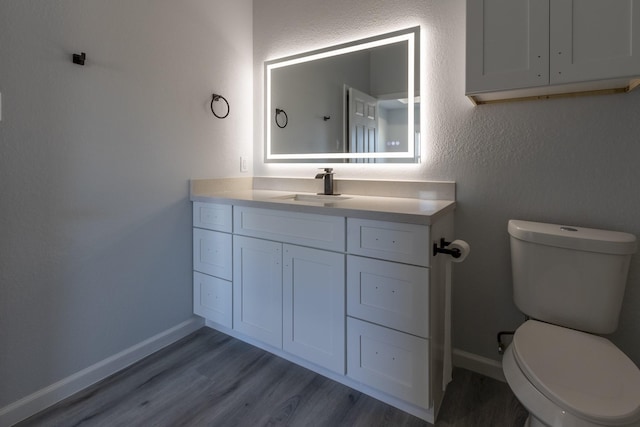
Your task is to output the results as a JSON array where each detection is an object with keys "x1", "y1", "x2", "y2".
[{"x1": 508, "y1": 220, "x2": 637, "y2": 255}]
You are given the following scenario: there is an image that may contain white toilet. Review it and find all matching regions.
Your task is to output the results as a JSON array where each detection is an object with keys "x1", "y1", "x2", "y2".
[{"x1": 503, "y1": 220, "x2": 640, "y2": 427}]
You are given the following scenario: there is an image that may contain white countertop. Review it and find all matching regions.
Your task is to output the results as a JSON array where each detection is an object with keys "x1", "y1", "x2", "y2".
[{"x1": 190, "y1": 188, "x2": 456, "y2": 225}]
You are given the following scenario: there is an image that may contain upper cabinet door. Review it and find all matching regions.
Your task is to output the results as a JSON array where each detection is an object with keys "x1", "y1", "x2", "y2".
[
  {"x1": 550, "y1": 0, "x2": 640, "y2": 84},
  {"x1": 466, "y1": 0, "x2": 549, "y2": 93}
]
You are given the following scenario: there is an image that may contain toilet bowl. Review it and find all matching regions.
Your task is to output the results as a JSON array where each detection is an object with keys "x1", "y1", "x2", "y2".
[{"x1": 503, "y1": 320, "x2": 640, "y2": 427}]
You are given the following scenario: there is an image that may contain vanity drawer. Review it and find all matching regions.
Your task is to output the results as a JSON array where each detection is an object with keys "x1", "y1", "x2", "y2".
[
  {"x1": 193, "y1": 202, "x2": 232, "y2": 232},
  {"x1": 234, "y1": 206, "x2": 345, "y2": 252},
  {"x1": 347, "y1": 317, "x2": 429, "y2": 408},
  {"x1": 347, "y1": 255, "x2": 429, "y2": 338},
  {"x1": 193, "y1": 228, "x2": 232, "y2": 280},
  {"x1": 193, "y1": 271, "x2": 232, "y2": 328},
  {"x1": 347, "y1": 218, "x2": 430, "y2": 267}
]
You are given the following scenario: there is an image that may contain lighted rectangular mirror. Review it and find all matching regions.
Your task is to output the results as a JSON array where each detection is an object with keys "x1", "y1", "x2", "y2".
[{"x1": 265, "y1": 27, "x2": 420, "y2": 163}]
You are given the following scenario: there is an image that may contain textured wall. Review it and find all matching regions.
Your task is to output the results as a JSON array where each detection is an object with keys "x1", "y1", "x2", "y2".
[
  {"x1": 0, "y1": 0, "x2": 253, "y2": 407},
  {"x1": 254, "y1": 0, "x2": 640, "y2": 366}
]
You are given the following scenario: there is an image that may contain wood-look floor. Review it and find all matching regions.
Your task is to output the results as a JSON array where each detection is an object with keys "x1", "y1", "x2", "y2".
[{"x1": 16, "y1": 327, "x2": 528, "y2": 427}]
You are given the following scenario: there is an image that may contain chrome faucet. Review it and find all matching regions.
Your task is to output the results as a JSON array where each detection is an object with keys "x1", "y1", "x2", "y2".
[{"x1": 315, "y1": 168, "x2": 335, "y2": 195}]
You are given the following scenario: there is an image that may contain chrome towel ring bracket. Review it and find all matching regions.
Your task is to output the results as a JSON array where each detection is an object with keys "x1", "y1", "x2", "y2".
[
  {"x1": 211, "y1": 93, "x2": 230, "y2": 119},
  {"x1": 275, "y1": 108, "x2": 288, "y2": 128}
]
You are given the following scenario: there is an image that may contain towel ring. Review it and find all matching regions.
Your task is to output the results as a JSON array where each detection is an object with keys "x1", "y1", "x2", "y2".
[
  {"x1": 211, "y1": 94, "x2": 230, "y2": 119},
  {"x1": 275, "y1": 108, "x2": 288, "y2": 128}
]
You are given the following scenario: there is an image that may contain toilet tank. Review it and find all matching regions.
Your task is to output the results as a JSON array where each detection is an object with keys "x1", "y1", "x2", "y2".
[{"x1": 508, "y1": 220, "x2": 637, "y2": 334}]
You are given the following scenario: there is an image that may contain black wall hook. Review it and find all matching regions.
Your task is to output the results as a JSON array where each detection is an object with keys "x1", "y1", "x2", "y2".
[
  {"x1": 433, "y1": 238, "x2": 461, "y2": 258},
  {"x1": 73, "y1": 52, "x2": 86, "y2": 66}
]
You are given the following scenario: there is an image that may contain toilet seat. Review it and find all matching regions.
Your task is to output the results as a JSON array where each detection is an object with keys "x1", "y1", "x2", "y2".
[{"x1": 512, "y1": 320, "x2": 640, "y2": 425}]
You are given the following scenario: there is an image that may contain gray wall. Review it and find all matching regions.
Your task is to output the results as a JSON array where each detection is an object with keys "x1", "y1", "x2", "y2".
[
  {"x1": 0, "y1": 0, "x2": 253, "y2": 408},
  {"x1": 254, "y1": 0, "x2": 640, "y2": 367}
]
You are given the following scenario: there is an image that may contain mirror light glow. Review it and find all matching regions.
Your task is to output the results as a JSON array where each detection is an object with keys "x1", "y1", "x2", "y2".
[{"x1": 266, "y1": 28, "x2": 418, "y2": 161}]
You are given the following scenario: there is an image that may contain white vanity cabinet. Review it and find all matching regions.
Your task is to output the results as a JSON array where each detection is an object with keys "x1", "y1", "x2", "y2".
[
  {"x1": 192, "y1": 202, "x2": 233, "y2": 328},
  {"x1": 345, "y1": 219, "x2": 433, "y2": 408},
  {"x1": 233, "y1": 206, "x2": 346, "y2": 374},
  {"x1": 191, "y1": 200, "x2": 454, "y2": 423},
  {"x1": 466, "y1": 0, "x2": 640, "y2": 102},
  {"x1": 233, "y1": 237, "x2": 346, "y2": 373}
]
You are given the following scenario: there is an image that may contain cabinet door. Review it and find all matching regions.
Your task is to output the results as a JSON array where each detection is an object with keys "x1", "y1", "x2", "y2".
[
  {"x1": 193, "y1": 228, "x2": 232, "y2": 280},
  {"x1": 550, "y1": 0, "x2": 640, "y2": 84},
  {"x1": 283, "y1": 245, "x2": 345, "y2": 374},
  {"x1": 347, "y1": 317, "x2": 429, "y2": 408},
  {"x1": 233, "y1": 236, "x2": 283, "y2": 348},
  {"x1": 466, "y1": 0, "x2": 549, "y2": 93},
  {"x1": 193, "y1": 271, "x2": 232, "y2": 328}
]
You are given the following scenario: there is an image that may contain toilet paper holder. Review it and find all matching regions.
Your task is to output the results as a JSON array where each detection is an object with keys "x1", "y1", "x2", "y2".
[{"x1": 433, "y1": 238, "x2": 462, "y2": 258}]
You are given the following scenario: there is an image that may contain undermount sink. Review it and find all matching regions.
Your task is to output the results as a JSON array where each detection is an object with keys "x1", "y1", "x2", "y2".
[{"x1": 275, "y1": 193, "x2": 352, "y2": 202}]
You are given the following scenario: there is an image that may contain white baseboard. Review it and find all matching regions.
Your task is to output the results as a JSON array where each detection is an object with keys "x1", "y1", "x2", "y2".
[
  {"x1": 0, "y1": 317, "x2": 204, "y2": 427},
  {"x1": 452, "y1": 348, "x2": 506, "y2": 382}
]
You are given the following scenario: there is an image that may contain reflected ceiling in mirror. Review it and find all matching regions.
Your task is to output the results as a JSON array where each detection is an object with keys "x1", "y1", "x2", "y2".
[{"x1": 265, "y1": 27, "x2": 420, "y2": 163}]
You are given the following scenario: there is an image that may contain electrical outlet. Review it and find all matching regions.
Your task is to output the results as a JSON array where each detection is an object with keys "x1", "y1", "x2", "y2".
[{"x1": 240, "y1": 156, "x2": 248, "y2": 173}]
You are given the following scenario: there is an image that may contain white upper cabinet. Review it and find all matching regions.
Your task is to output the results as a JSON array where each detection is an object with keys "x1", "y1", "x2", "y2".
[
  {"x1": 466, "y1": 0, "x2": 640, "y2": 103},
  {"x1": 466, "y1": 0, "x2": 549, "y2": 93},
  {"x1": 550, "y1": 0, "x2": 640, "y2": 84}
]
